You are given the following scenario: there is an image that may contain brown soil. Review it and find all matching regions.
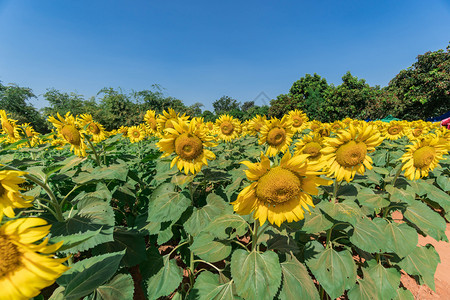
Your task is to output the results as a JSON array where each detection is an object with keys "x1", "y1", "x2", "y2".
[{"x1": 392, "y1": 211, "x2": 450, "y2": 299}]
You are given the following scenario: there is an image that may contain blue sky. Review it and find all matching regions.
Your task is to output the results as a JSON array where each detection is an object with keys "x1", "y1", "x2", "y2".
[{"x1": 0, "y1": 0, "x2": 449, "y2": 112}]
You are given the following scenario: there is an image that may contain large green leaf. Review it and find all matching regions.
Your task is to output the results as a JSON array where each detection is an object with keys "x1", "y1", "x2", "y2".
[
  {"x1": 231, "y1": 249, "x2": 282, "y2": 300},
  {"x1": 279, "y1": 255, "x2": 320, "y2": 300},
  {"x1": 356, "y1": 188, "x2": 389, "y2": 209},
  {"x1": 419, "y1": 181, "x2": 450, "y2": 211},
  {"x1": 92, "y1": 227, "x2": 147, "y2": 267},
  {"x1": 184, "y1": 193, "x2": 233, "y2": 236},
  {"x1": 350, "y1": 217, "x2": 388, "y2": 253},
  {"x1": 403, "y1": 200, "x2": 448, "y2": 241},
  {"x1": 147, "y1": 255, "x2": 183, "y2": 299},
  {"x1": 398, "y1": 244, "x2": 440, "y2": 291},
  {"x1": 57, "y1": 251, "x2": 125, "y2": 300},
  {"x1": 204, "y1": 214, "x2": 249, "y2": 239},
  {"x1": 93, "y1": 274, "x2": 135, "y2": 300},
  {"x1": 73, "y1": 164, "x2": 128, "y2": 184},
  {"x1": 382, "y1": 221, "x2": 418, "y2": 258},
  {"x1": 191, "y1": 271, "x2": 240, "y2": 300},
  {"x1": 305, "y1": 241, "x2": 357, "y2": 299},
  {"x1": 365, "y1": 260, "x2": 401, "y2": 299},
  {"x1": 319, "y1": 200, "x2": 364, "y2": 225},
  {"x1": 147, "y1": 183, "x2": 191, "y2": 223},
  {"x1": 437, "y1": 175, "x2": 450, "y2": 191},
  {"x1": 347, "y1": 275, "x2": 378, "y2": 300},
  {"x1": 302, "y1": 208, "x2": 333, "y2": 234},
  {"x1": 190, "y1": 232, "x2": 232, "y2": 262},
  {"x1": 50, "y1": 199, "x2": 114, "y2": 253},
  {"x1": 386, "y1": 186, "x2": 415, "y2": 203},
  {"x1": 394, "y1": 288, "x2": 414, "y2": 300}
]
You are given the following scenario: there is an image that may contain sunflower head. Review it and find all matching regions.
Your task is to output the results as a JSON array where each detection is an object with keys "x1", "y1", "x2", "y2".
[
  {"x1": 295, "y1": 133, "x2": 325, "y2": 162},
  {"x1": 215, "y1": 114, "x2": 241, "y2": 142},
  {"x1": 288, "y1": 110, "x2": 309, "y2": 133},
  {"x1": 259, "y1": 116, "x2": 293, "y2": 157}
]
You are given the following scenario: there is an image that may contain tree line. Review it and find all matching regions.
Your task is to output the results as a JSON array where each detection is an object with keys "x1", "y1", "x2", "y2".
[{"x1": 1, "y1": 43, "x2": 448, "y2": 133}]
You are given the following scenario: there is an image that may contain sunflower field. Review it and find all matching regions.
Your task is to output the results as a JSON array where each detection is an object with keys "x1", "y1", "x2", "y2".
[{"x1": 0, "y1": 108, "x2": 449, "y2": 300}]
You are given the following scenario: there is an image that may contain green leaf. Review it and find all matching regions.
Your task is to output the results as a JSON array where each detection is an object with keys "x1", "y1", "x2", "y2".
[
  {"x1": 403, "y1": 200, "x2": 448, "y2": 241},
  {"x1": 57, "y1": 251, "x2": 125, "y2": 300},
  {"x1": 185, "y1": 193, "x2": 232, "y2": 237},
  {"x1": 383, "y1": 221, "x2": 418, "y2": 258},
  {"x1": 93, "y1": 274, "x2": 135, "y2": 300},
  {"x1": 52, "y1": 228, "x2": 102, "y2": 254},
  {"x1": 92, "y1": 227, "x2": 147, "y2": 267},
  {"x1": 49, "y1": 286, "x2": 65, "y2": 300},
  {"x1": 192, "y1": 271, "x2": 240, "y2": 300},
  {"x1": 302, "y1": 208, "x2": 333, "y2": 234},
  {"x1": 190, "y1": 232, "x2": 232, "y2": 262},
  {"x1": 366, "y1": 260, "x2": 401, "y2": 299},
  {"x1": 319, "y1": 200, "x2": 364, "y2": 225},
  {"x1": 398, "y1": 244, "x2": 440, "y2": 291},
  {"x1": 394, "y1": 288, "x2": 414, "y2": 300},
  {"x1": 386, "y1": 185, "x2": 415, "y2": 204},
  {"x1": 50, "y1": 199, "x2": 114, "y2": 253},
  {"x1": 305, "y1": 241, "x2": 357, "y2": 299},
  {"x1": 73, "y1": 164, "x2": 128, "y2": 184},
  {"x1": 350, "y1": 217, "x2": 388, "y2": 253},
  {"x1": 279, "y1": 255, "x2": 320, "y2": 300},
  {"x1": 347, "y1": 275, "x2": 378, "y2": 300},
  {"x1": 231, "y1": 249, "x2": 282, "y2": 300},
  {"x1": 147, "y1": 255, "x2": 183, "y2": 299},
  {"x1": 147, "y1": 183, "x2": 191, "y2": 223},
  {"x1": 437, "y1": 175, "x2": 450, "y2": 191},
  {"x1": 356, "y1": 188, "x2": 389, "y2": 209},
  {"x1": 420, "y1": 181, "x2": 450, "y2": 211},
  {"x1": 204, "y1": 214, "x2": 249, "y2": 239}
]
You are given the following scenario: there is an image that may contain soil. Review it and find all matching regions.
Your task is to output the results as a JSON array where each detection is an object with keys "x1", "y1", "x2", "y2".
[{"x1": 392, "y1": 211, "x2": 450, "y2": 299}]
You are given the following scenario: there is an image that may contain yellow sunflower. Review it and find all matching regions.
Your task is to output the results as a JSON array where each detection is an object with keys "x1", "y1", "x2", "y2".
[
  {"x1": 48, "y1": 112, "x2": 87, "y2": 157},
  {"x1": 288, "y1": 110, "x2": 309, "y2": 133},
  {"x1": 215, "y1": 114, "x2": 241, "y2": 142},
  {"x1": 381, "y1": 120, "x2": 406, "y2": 140},
  {"x1": 0, "y1": 170, "x2": 33, "y2": 218},
  {"x1": 157, "y1": 118, "x2": 216, "y2": 175},
  {"x1": 118, "y1": 126, "x2": 129, "y2": 137},
  {"x1": 400, "y1": 134, "x2": 448, "y2": 180},
  {"x1": 157, "y1": 108, "x2": 189, "y2": 132},
  {"x1": 0, "y1": 216, "x2": 69, "y2": 299},
  {"x1": 295, "y1": 133, "x2": 325, "y2": 163},
  {"x1": 259, "y1": 116, "x2": 293, "y2": 157},
  {"x1": 232, "y1": 150, "x2": 330, "y2": 226},
  {"x1": 15, "y1": 124, "x2": 41, "y2": 148},
  {"x1": 321, "y1": 123, "x2": 384, "y2": 182},
  {"x1": 128, "y1": 125, "x2": 146, "y2": 143},
  {"x1": 144, "y1": 110, "x2": 158, "y2": 134},
  {"x1": 247, "y1": 115, "x2": 267, "y2": 136},
  {"x1": 0, "y1": 110, "x2": 19, "y2": 142},
  {"x1": 78, "y1": 114, "x2": 107, "y2": 143},
  {"x1": 308, "y1": 120, "x2": 322, "y2": 132}
]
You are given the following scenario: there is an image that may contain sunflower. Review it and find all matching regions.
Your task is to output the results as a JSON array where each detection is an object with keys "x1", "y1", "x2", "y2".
[
  {"x1": 157, "y1": 108, "x2": 189, "y2": 132},
  {"x1": 144, "y1": 110, "x2": 158, "y2": 135},
  {"x1": 400, "y1": 134, "x2": 448, "y2": 180},
  {"x1": 215, "y1": 114, "x2": 241, "y2": 142},
  {"x1": 157, "y1": 118, "x2": 216, "y2": 175},
  {"x1": 78, "y1": 114, "x2": 107, "y2": 143},
  {"x1": 314, "y1": 123, "x2": 332, "y2": 138},
  {"x1": 295, "y1": 133, "x2": 325, "y2": 163},
  {"x1": 128, "y1": 125, "x2": 146, "y2": 143},
  {"x1": 0, "y1": 110, "x2": 19, "y2": 142},
  {"x1": 321, "y1": 123, "x2": 384, "y2": 182},
  {"x1": 288, "y1": 110, "x2": 309, "y2": 133},
  {"x1": 0, "y1": 170, "x2": 33, "y2": 218},
  {"x1": 118, "y1": 126, "x2": 129, "y2": 137},
  {"x1": 0, "y1": 216, "x2": 69, "y2": 299},
  {"x1": 232, "y1": 150, "x2": 330, "y2": 226},
  {"x1": 381, "y1": 120, "x2": 406, "y2": 140},
  {"x1": 308, "y1": 120, "x2": 322, "y2": 132},
  {"x1": 48, "y1": 112, "x2": 87, "y2": 157},
  {"x1": 15, "y1": 123, "x2": 41, "y2": 148},
  {"x1": 247, "y1": 115, "x2": 267, "y2": 136},
  {"x1": 259, "y1": 116, "x2": 293, "y2": 157}
]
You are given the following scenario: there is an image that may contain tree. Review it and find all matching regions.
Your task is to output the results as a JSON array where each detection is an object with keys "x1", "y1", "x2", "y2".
[
  {"x1": 388, "y1": 43, "x2": 450, "y2": 120},
  {"x1": 43, "y1": 89, "x2": 99, "y2": 118},
  {"x1": 97, "y1": 88, "x2": 139, "y2": 130},
  {"x1": 0, "y1": 82, "x2": 48, "y2": 132},
  {"x1": 185, "y1": 102, "x2": 204, "y2": 117},
  {"x1": 212, "y1": 96, "x2": 240, "y2": 115}
]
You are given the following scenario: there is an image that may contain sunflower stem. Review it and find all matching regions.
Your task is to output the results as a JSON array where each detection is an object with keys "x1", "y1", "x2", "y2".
[
  {"x1": 252, "y1": 221, "x2": 260, "y2": 252},
  {"x1": 391, "y1": 164, "x2": 403, "y2": 188},
  {"x1": 85, "y1": 136, "x2": 101, "y2": 166},
  {"x1": 332, "y1": 179, "x2": 341, "y2": 202}
]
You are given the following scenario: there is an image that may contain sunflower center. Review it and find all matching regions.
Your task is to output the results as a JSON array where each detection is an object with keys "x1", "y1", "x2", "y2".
[
  {"x1": 388, "y1": 126, "x2": 401, "y2": 135},
  {"x1": 61, "y1": 125, "x2": 81, "y2": 146},
  {"x1": 256, "y1": 167, "x2": 300, "y2": 204},
  {"x1": 2, "y1": 120, "x2": 15, "y2": 137},
  {"x1": 0, "y1": 235, "x2": 21, "y2": 277},
  {"x1": 220, "y1": 121, "x2": 234, "y2": 135},
  {"x1": 413, "y1": 146, "x2": 436, "y2": 169},
  {"x1": 175, "y1": 133, "x2": 204, "y2": 160},
  {"x1": 147, "y1": 118, "x2": 157, "y2": 130},
  {"x1": 318, "y1": 128, "x2": 330, "y2": 137},
  {"x1": 335, "y1": 141, "x2": 367, "y2": 167},
  {"x1": 303, "y1": 142, "x2": 322, "y2": 157},
  {"x1": 412, "y1": 128, "x2": 422, "y2": 137},
  {"x1": 292, "y1": 116, "x2": 303, "y2": 127},
  {"x1": 89, "y1": 123, "x2": 100, "y2": 134},
  {"x1": 267, "y1": 127, "x2": 286, "y2": 146},
  {"x1": 133, "y1": 130, "x2": 140, "y2": 138}
]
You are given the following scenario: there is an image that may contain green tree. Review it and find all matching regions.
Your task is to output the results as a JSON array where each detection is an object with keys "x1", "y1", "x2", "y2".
[
  {"x1": 97, "y1": 88, "x2": 139, "y2": 130},
  {"x1": 212, "y1": 96, "x2": 241, "y2": 115},
  {"x1": 388, "y1": 43, "x2": 450, "y2": 120},
  {"x1": 0, "y1": 82, "x2": 48, "y2": 132}
]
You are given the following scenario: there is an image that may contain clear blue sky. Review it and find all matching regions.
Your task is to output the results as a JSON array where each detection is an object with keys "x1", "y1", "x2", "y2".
[{"x1": 1, "y1": 0, "x2": 449, "y2": 112}]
